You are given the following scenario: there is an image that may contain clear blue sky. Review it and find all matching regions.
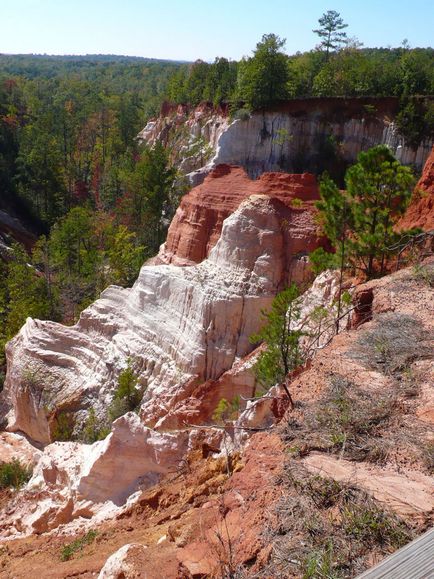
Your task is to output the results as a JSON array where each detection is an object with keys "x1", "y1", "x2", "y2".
[{"x1": 2, "y1": 0, "x2": 433, "y2": 61}]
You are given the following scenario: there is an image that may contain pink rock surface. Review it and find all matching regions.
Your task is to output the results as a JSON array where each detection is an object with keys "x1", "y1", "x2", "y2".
[{"x1": 158, "y1": 164, "x2": 320, "y2": 266}]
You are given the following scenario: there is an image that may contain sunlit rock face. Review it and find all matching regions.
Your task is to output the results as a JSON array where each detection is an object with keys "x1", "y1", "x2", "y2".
[
  {"x1": 0, "y1": 413, "x2": 190, "y2": 537},
  {"x1": 157, "y1": 164, "x2": 319, "y2": 266},
  {"x1": 139, "y1": 100, "x2": 433, "y2": 186},
  {"x1": 398, "y1": 146, "x2": 434, "y2": 232},
  {"x1": 1, "y1": 192, "x2": 321, "y2": 445}
]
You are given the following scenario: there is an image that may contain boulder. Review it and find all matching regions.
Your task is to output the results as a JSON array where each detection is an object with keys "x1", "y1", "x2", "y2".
[{"x1": 98, "y1": 543, "x2": 149, "y2": 579}]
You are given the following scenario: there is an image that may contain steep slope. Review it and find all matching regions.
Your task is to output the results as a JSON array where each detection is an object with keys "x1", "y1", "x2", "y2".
[
  {"x1": 399, "y1": 146, "x2": 434, "y2": 231},
  {"x1": 1, "y1": 192, "x2": 321, "y2": 446},
  {"x1": 1, "y1": 261, "x2": 432, "y2": 578},
  {"x1": 139, "y1": 98, "x2": 433, "y2": 184}
]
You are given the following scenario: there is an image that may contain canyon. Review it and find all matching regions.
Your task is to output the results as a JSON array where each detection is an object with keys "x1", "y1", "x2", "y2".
[{"x1": 0, "y1": 113, "x2": 432, "y2": 577}]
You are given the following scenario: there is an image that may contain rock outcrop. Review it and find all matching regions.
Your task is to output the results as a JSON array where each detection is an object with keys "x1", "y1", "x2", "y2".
[
  {"x1": 399, "y1": 146, "x2": 434, "y2": 231},
  {"x1": 0, "y1": 432, "x2": 42, "y2": 467},
  {"x1": 98, "y1": 543, "x2": 149, "y2": 579},
  {"x1": 137, "y1": 102, "x2": 229, "y2": 180},
  {"x1": 157, "y1": 164, "x2": 320, "y2": 266},
  {"x1": 139, "y1": 99, "x2": 433, "y2": 185},
  {"x1": 0, "y1": 414, "x2": 189, "y2": 537},
  {"x1": 1, "y1": 263, "x2": 432, "y2": 576},
  {"x1": 2, "y1": 192, "x2": 321, "y2": 445}
]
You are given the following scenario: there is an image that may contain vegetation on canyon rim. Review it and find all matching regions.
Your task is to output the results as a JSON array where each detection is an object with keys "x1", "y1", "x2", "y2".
[
  {"x1": 248, "y1": 144, "x2": 418, "y2": 409},
  {"x1": 0, "y1": 15, "x2": 432, "y2": 579},
  {"x1": 0, "y1": 9, "x2": 431, "y2": 352}
]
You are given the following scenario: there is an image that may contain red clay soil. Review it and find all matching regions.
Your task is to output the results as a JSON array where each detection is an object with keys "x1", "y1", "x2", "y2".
[
  {"x1": 398, "y1": 146, "x2": 434, "y2": 231},
  {"x1": 160, "y1": 164, "x2": 319, "y2": 265},
  {"x1": 0, "y1": 433, "x2": 284, "y2": 579}
]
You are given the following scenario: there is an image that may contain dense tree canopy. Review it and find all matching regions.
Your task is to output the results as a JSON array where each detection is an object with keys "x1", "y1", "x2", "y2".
[{"x1": 235, "y1": 34, "x2": 290, "y2": 109}]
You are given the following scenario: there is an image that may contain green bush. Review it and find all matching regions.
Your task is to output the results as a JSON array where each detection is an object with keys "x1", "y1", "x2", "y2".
[
  {"x1": 107, "y1": 360, "x2": 143, "y2": 422},
  {"x1": 0, "y1": 459, "x2": 32, "y2": 489},
  {"x1": 309, "y1": 247, "x2": 340, "y2": 274},
  {"x1": 52, "y1": 411, "x2": 75, "y2": 441},
  {"x1": 212, "y1": 396, "x2": 240, "y2": 424},
  {"x1": 232, "y1": 107, "x2": 251, "y2": 121},
  {"x1": 60, "y1": 530, "x2": 98, "y2": 561},
  {"x1": 81, "y1": 408, "x2": 110, "y2": 444}
]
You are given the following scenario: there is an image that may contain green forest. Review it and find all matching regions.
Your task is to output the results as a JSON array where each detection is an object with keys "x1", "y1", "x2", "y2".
[{"x1": 0, "y1": 16, "x2": 433, "y2": 382}]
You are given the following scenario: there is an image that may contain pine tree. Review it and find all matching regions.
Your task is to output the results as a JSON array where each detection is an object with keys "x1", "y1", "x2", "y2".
[
  {"x1": 314, "y1": 146, "x2": 415, "y2": 280},
  {"x1": 250, "y1": 284, "x2": 303, "y2": 407},
  {"x1": 346, "y1": 145, "x2": 414, "y2": 277},
  {"x1": 313, "y1": 10, "x2": 348, "y2": 60},
  {"x1": 315, "y1": 174, "x2": 353, "y2": 331}
]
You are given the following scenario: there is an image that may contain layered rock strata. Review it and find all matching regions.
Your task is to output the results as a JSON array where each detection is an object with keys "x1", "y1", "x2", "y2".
[
  {"x1": 157, "y1": 164, "x2": 320, "y2": 266},
  {"x1": 2, "y1": 193, "x2": 321, "y2": 445},
  {"x1": 139, "y1": 99, "x2": 433, "y2": 184},
  {"x1": 399, "y1": 146, "x2": 434, "y2": 231}
]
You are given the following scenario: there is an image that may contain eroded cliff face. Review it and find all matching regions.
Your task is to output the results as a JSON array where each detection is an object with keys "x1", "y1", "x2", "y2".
[
  {"x1": 139, "y1": 99, "x2": 433, "y2": 185},
  {"x1": 399, "y1": 146, "x2": 434, "y2": 231},
  {"x1": 1, "y1": 261, "x2": 432, "y2": 576},
  {"x1": 157, "y1": 164, "x2": 320, "y2": 266},
  {"x1": 1, "y1": 189, "x2": 321, "y2": 446}
]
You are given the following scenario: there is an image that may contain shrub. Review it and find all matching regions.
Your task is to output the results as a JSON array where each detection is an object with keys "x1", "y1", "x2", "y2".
[
  {"x1": 60, "y1": 529, "x2": 98, "y2": 561},
  {"x1": 232, "y1": 107, "x2": 251, "y2": 121},
  {"x1": 106, "y1": 360, "x2": 143, "y2": 422},
  {"x1": 81, "y1": 408, "x2": 110, "y2": 444},
  {"x1": 413, "y1": 263, "x2": 434, "y2": 287},
  {"x1": 268, "y1": 463, "x2": 413, "y2": 578},
  {"x1": 284, "y1": 374, "x2": 396, "y2": 463},
  {"x1": 0, "y1": 459, "x2": 32, "y2": 489},
  {"x1": 52, "y1": 411, "x2": 75, "y2": 441},
  {"x1": 212, "y1": 396, "x2": 240, "y2": 424},
  {"x1": 115, "y1": 362, "x2": 141, "y2": 409},
  {"x1": 250, "y1": 284, "x2": 303, "y2": 404},
  {"x1": 351, "y1": 313, "x2": 429, "y2": 375},
  {"x1": 309, "y1": 247, "x2": 340, "y2": 275},
  {"x1": 290, "y1": 197, "x2": 303, "y2": 208}
]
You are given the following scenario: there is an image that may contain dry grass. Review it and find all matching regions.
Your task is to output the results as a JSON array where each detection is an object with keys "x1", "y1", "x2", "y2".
[
  {"x1": 262, "y1": 463, "x2": 414, "y2": 579},
  {"x1": 349, "y1": 313, "x2": 431, "y2": 376},
  {"x1": 282, "y1": 374, "x2": 398, "y2": 465}
]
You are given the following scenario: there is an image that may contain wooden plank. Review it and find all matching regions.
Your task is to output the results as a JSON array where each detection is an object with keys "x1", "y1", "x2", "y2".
[{"x1": 357, "y1": 528, "x2": 434, "y2": 578}]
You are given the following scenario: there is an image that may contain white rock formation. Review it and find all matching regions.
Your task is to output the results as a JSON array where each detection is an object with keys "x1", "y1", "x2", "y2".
[
  {"x1": 0, "y1": 413, "x2": 189, "y2": 537},
  {"x1": 295, "y1": 268, "x2": 352, "y2": 354},
  {"x1": 139, "y1": 106, "x2": 433, "y2": 185},
  {"x1": 98, "y1": 543, "x2": 148, "y2": 579},
  {"x1": 0, "y1": 432, "x2": 42, "y2": 466},
  {"x1": 2, "y1": 195, "x2": 299, "y2": 445}
]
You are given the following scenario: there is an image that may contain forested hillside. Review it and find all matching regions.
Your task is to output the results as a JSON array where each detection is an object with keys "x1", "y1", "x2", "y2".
[
  {"x1": 166, "y1": 44, "x2": 434, "y2": 107},
  {"x1": 0, "y1": 29, "x2": 433, "y2": 384},
  {"x1": 0, "y1": 54, "x2": 186, "y2": 378}
]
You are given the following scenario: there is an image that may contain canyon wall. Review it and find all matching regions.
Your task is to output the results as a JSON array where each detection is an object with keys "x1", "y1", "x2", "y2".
[
  {"x1": 157, "y1": 164, "x2": 320, "y2": 266},
  {"x1": 138, "y1": 99, "x2": 433, "y2": 185},
  {"x1": 1, "y1": 183, "x2": 321, "y2": 446},
  {"x1": 399, "y1": 146, "x2": 434, "y2": 231}
]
